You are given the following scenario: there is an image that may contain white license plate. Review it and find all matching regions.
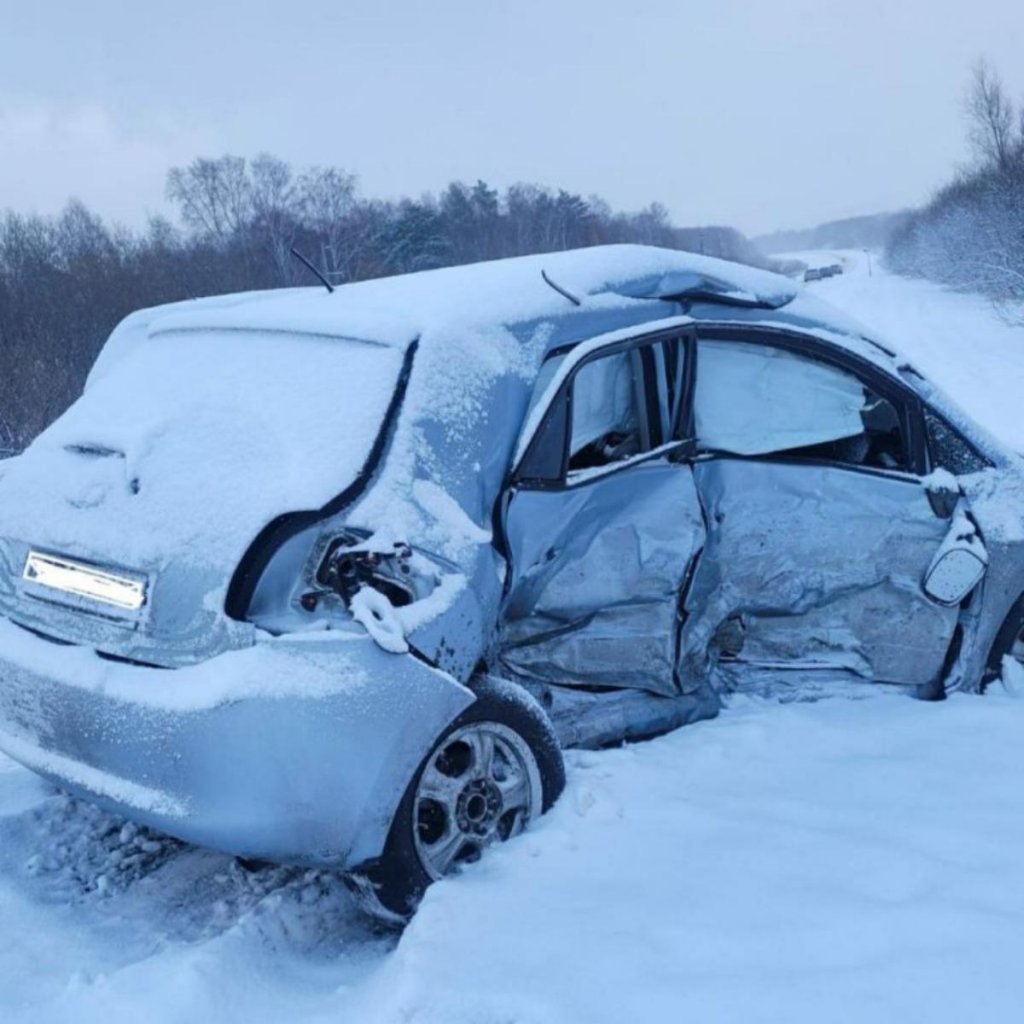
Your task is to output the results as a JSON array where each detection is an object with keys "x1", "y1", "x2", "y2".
[{"x1": 22, "y1": 551, "x2": 146, "y2": 611}]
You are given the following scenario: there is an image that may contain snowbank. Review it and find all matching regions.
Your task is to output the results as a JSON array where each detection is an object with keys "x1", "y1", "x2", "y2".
[{"x1": 6, "y1": 691, "x2": 1024, "y2": 1023}]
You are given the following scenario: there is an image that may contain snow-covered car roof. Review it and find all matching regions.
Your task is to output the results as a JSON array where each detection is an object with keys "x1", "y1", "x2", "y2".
[{"x1": 90, "y1": 245, "x2": 799, "y2": 383}]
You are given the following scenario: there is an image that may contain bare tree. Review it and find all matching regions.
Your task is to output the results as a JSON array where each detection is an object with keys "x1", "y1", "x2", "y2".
[
  {"x1": 965, "y1": 60, "x2": 1019, "y2": 172},
  {"x1": 297, "y1": 166, "x2": 361, "y2": 282},
  {"x1": 249, "y1": 153, "x2": 299, "y2": 282},
  {"x1": 3, "y1": 153, "x2": 788, "y2": 452},
  {"x1": 889, "y1": 60, "x2": 1024, "y2": 323},
  {"x1": 166, "y1": 155, "x2": 252, "y2": 242}
]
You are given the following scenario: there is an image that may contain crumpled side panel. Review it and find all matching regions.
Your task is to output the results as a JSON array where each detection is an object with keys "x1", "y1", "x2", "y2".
[
  {"x1": 682, "y1": 458, "x2": 959, "y2": 689},
  {"x1": 499, "y1": 461, "x2": 705, "y2": 695},
  {"x1": 942, "y1": 467, "x2": 1024, "y2": 692}
]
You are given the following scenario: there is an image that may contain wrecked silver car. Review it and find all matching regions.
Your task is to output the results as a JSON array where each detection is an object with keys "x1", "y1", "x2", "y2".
[{"x1": 0, "y1": 244, "x2": 1023, "y2": 917}]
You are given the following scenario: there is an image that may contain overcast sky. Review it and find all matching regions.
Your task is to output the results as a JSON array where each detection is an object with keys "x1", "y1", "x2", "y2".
[{"x1": 1, "y1": 0, "x2": 1022, "y2": 237}]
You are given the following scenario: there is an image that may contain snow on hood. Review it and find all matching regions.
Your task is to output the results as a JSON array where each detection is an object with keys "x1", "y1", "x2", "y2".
[{"x1": 0, "y1": 328, "x2": 405, "y2": 575}]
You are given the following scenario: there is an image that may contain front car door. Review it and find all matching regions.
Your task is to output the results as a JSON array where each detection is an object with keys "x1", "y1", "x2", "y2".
[
  {"x1": 679, "y1": 326, "x2": 972, "y2": 692},
  {"x1": 497, "y1": 323, "x2": 706, "y2": 697}
]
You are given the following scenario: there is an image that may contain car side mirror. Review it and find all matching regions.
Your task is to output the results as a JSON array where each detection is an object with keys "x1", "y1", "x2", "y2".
[
  {"x1": 923, "y1": 548, "x2": 987, "y2": 606},
  {"x1": 923, "y1": 513, "x2": 988, "y2": 606}
]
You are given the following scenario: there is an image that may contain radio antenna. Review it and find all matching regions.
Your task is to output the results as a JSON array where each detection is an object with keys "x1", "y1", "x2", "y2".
[
  {"x1": 541, "y1": 269, "x2": 581, "y2": 307},
  {"x1": 290, "y1": 248, "x2": 335, "y2": 294}
]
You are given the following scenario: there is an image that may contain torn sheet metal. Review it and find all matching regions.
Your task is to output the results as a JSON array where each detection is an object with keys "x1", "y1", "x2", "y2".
[
  {"x1": 681, "y1": 458, "x2": 961, "y2": 690},
  {"x1": 498, "y1": 460, "x2": 705, "y2": 696},
  {"x1": 510, "y1": 677, "x2": 720, "y2": 749}
]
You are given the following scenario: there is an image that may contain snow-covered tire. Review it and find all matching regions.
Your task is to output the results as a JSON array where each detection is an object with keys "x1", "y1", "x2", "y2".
[
  {"x1": 358, "y1": 678, "x2": 564, "y2": 920},
  {"x1": 983, "y1": 592, "x2": 1024, "y2": 690}
]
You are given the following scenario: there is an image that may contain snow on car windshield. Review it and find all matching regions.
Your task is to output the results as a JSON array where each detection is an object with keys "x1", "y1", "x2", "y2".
[{"x1": 0, "y1": 328, "x2": 406, "y2": 571}]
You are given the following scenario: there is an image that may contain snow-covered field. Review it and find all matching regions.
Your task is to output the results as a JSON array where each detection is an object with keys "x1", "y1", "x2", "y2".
[{"x1": 4, "y1": 254, "x2": 1024, "y2": 1023}]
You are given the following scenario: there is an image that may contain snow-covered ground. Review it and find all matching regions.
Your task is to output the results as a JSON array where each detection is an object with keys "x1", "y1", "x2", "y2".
[
  {"x1": 799, "y1": 250, "x2": 1024, "y2": 452},
  {"x1": 4, "y1": 254, "x2": 1024, "y2": 1023}
]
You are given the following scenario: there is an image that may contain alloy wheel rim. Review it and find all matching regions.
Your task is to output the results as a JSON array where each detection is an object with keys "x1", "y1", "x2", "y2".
[{"x1": 413, "y1": 721, "x2": 541, "y2": 881}]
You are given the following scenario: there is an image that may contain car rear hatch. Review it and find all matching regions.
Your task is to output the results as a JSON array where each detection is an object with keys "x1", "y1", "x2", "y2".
[{"x1": 0, "y1": 305, "x2": 411, "y2": 665}]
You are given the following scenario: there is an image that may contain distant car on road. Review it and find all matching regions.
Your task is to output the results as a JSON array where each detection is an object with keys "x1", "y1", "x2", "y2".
[
  {"x1": 804, "y1": 268, "x2": 822, "y2": 282},
  {"x1": 0, "y1": 244, "x2": 1019, "y2": 919}
]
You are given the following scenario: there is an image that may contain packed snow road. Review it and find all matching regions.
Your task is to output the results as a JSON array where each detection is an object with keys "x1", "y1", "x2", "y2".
[{"x1": 4, "y1": 254, "x2": 1024, "y2": 1023}]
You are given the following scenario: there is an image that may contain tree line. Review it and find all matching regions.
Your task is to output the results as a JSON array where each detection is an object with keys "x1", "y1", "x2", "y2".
[
  {"x1": 886, "y1": 61, "x2": 1024, "y2": 321},
  {"x1": 0, "y1": 159, "x2": 784, "y2": 453}
]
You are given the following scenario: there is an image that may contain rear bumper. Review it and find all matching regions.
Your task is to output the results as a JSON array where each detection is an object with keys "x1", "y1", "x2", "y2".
[{"x1": 0, "y1": 618, "x2": 473, "y2": 867}]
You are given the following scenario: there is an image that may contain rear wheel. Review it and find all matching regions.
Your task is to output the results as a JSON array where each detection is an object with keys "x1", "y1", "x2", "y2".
[
  {"x1": 359, "y1": 679, "x2": 564, "y2": 920},
  {"x1": 983, "y1": 592, "x2": 1024, "y2": 690}
]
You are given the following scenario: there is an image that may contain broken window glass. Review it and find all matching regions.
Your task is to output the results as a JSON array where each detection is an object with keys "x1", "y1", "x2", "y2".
[{"x1": 923, "y1": 407, "x2": 990, "y2": 476}]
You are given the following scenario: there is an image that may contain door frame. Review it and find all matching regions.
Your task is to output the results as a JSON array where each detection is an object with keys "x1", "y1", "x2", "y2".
[
  {"x1": 691, "y1": 323, "x2": 932, "y2": 480},
  {"x1": 508, "y1": 319, "x2": 699, "y2": 493}
]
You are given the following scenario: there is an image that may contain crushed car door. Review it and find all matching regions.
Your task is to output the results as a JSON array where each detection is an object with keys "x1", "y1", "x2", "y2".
[
  {"x1": 679, "y1": 329, "x2": 978, "y2": 690},
  {"x1": 497, "y1": 325, "x2": 706, "y2": 697}
]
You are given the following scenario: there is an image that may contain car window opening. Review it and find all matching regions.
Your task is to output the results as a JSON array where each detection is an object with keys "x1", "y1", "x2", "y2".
[
  {"x1": 568, "y1": 350, "x2": 644, "y2": 471},
  {"x1": 695, "y1": 339, "x2": 909, "y2": 472}
]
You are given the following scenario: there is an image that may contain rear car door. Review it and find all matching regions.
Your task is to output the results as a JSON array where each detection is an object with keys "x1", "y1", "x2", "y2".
[
  {"x1": 679, "y1": 327, "x2": 970, "y2": 689},
  {"x1": 497, "y1": 324, "x2": 706, "y2": 696}
]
